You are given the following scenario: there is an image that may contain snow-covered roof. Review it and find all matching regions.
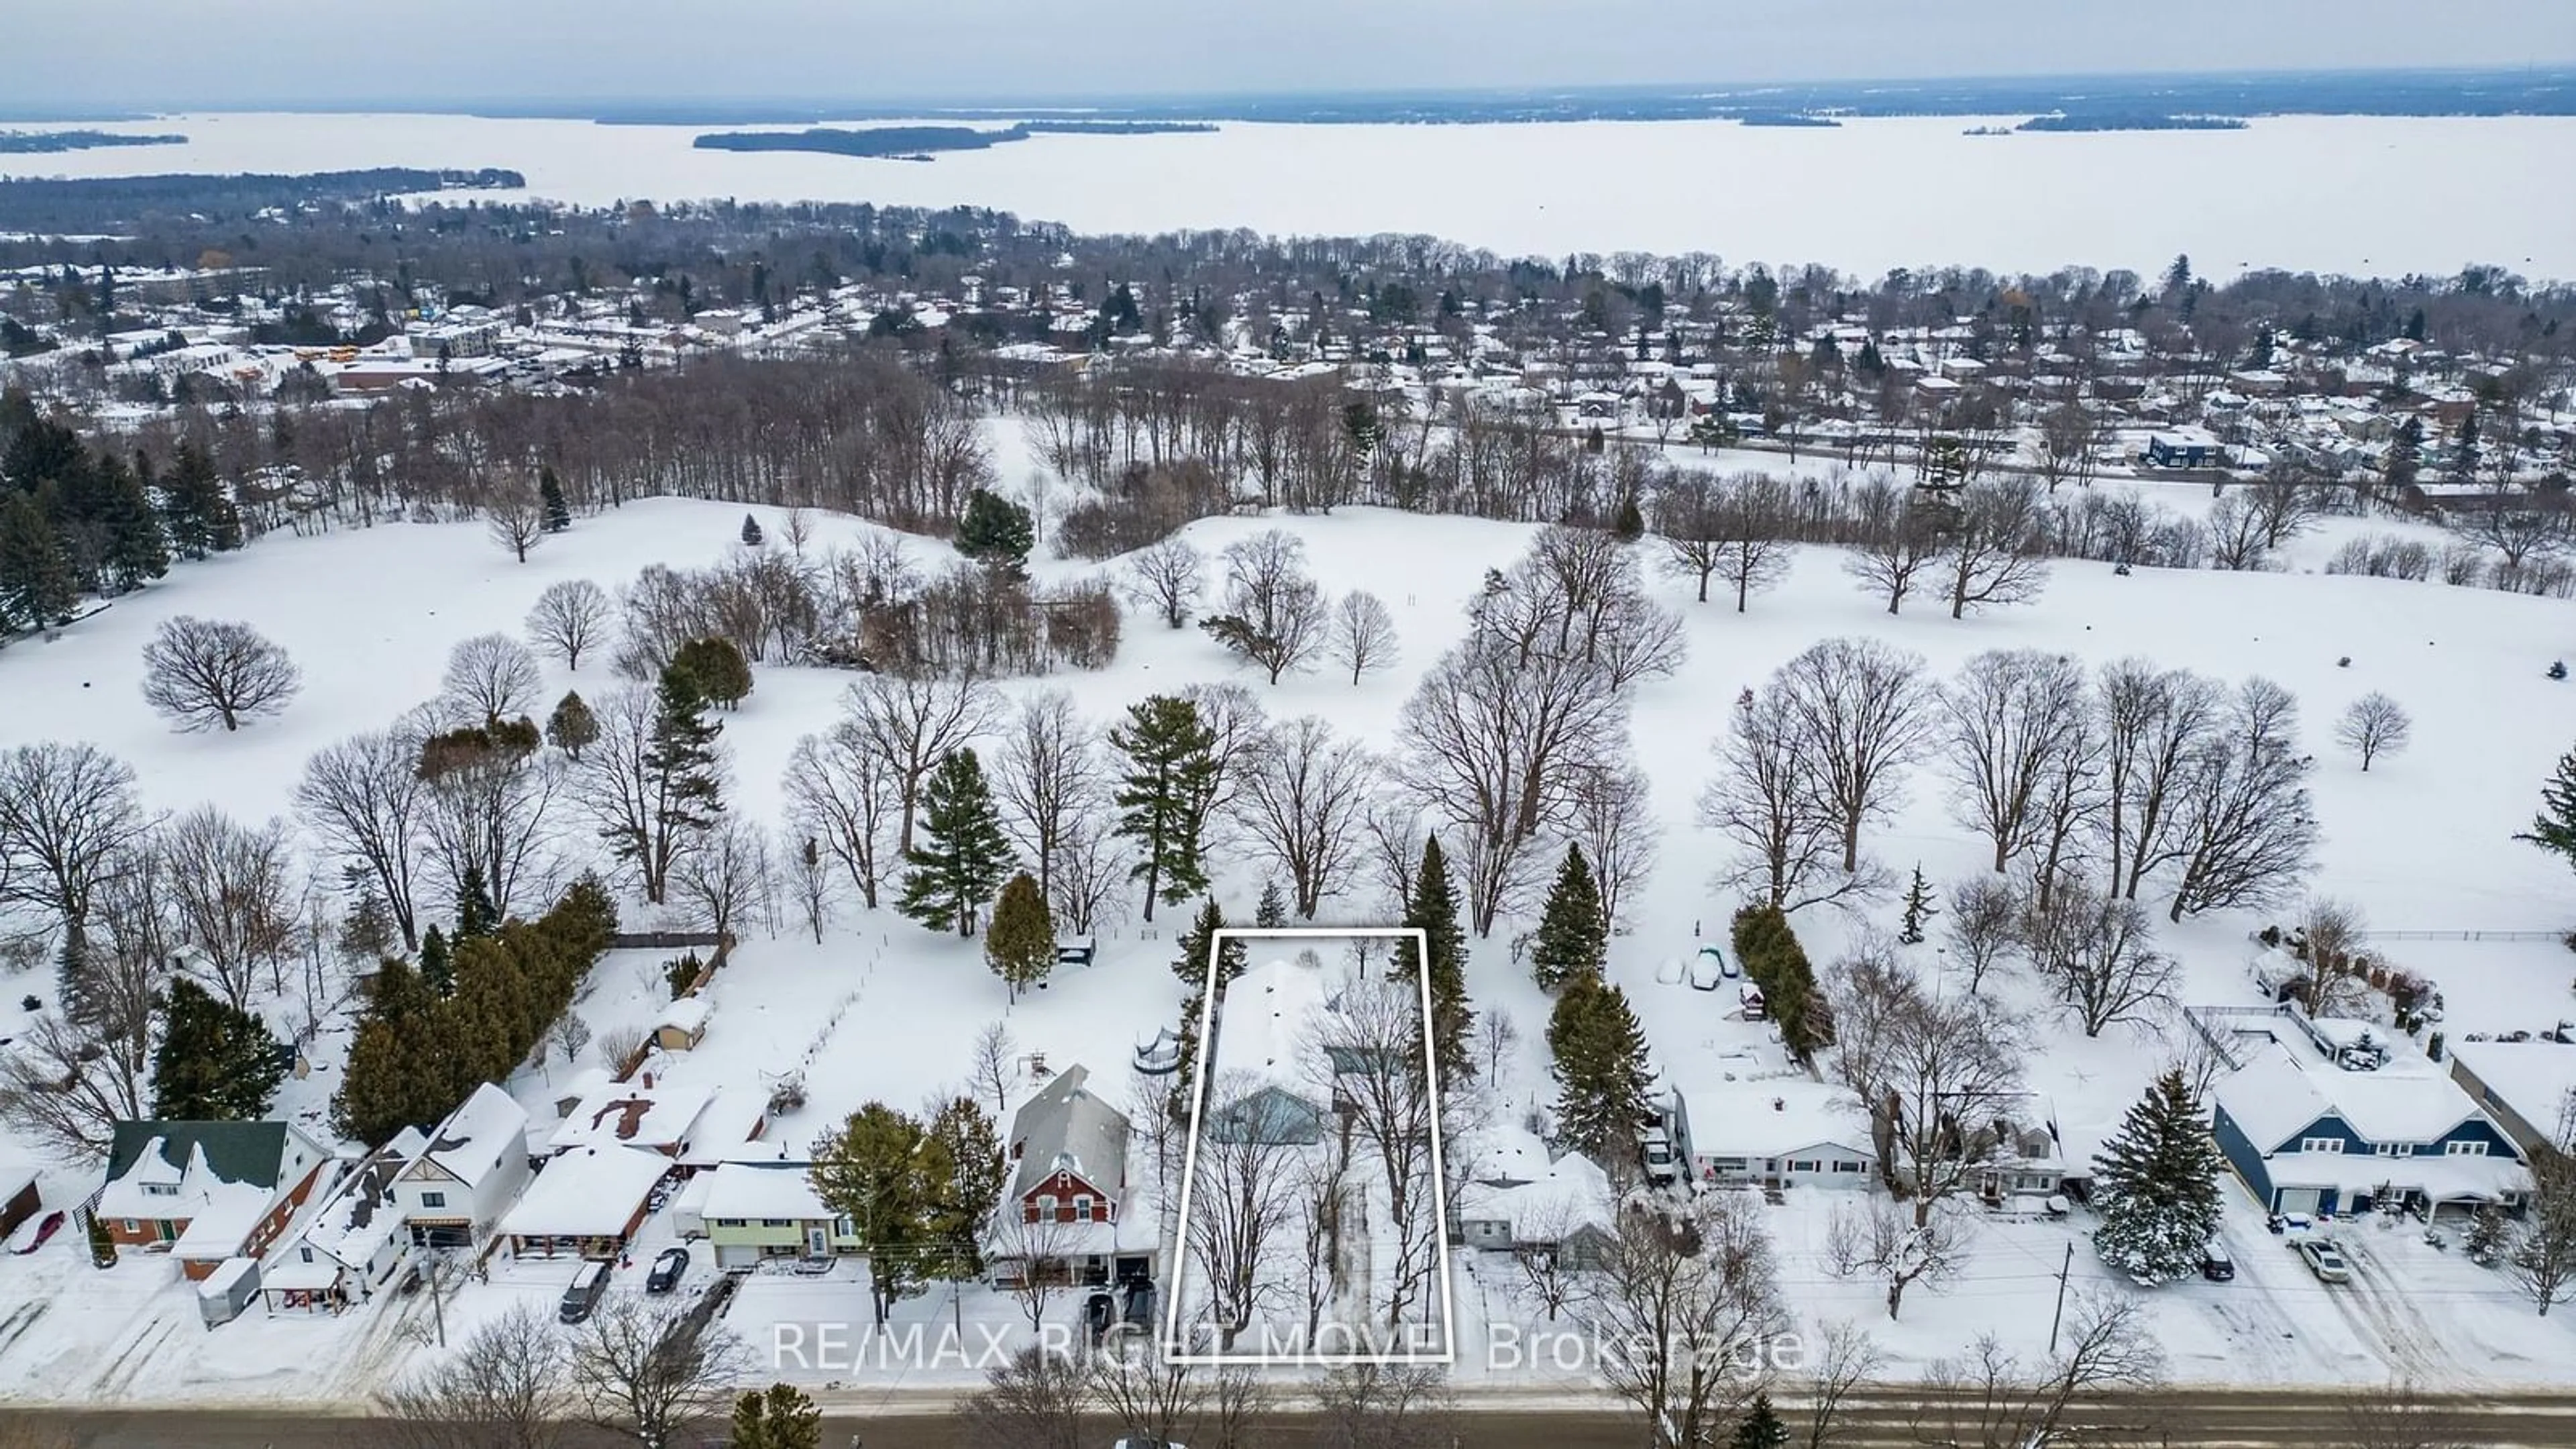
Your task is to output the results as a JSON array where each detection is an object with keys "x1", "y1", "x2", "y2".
[
  {"x1": 1007, "y1": 1065, "x2": 1130, "y2": 1201},
  {"x1": 698, "y1": 1163, "x2": 832, "y2": 1222},
  {"x1": 657, "y1": 996, "x2": 712, "y2": 1034},
  {"x1": 293, "y1": 1130, "x2": 421, "y2": 1272},
  {"x1": 1211, "y1": 957, "x2": 1336, "y2": 1091},
  {"x1": 2259, "y1": 1150, "x2": 2531, "y2": 1203},
  {"x1": 1460, "y1": 1122, "x2": 1552, "y2": 1187},
  {"x1": 1676, "y1": 1079, "x2": 1872, "y2": 1161},
  {"x1": 98, "y1": 1122, "x2": 327, "y2": 1247},
  {"x1": 197, "y1": 1256, "x2": 258, "y2": 1296},
  {"x1": 498, "y1": 1146, "x2": 669, "y2": 1238},
  {"x1": 2217, "y1": 1042, "x2": 2501, "y2": 1153},
  {"x1": 547, "y1": 1079, "x2": 716, "y2": 1155},
  {"x1": 676, "y1": 1086, "x2": 767, "y2": 1168},
  {"x1": 2446, "y1": 1041, "x2": 2576, "y2": 1140},
  {"x1": 409, "y1": 1083, "x2": 529, "y2": 1189},
  {"x1": 1458, "y1": 1152, "x2": 1612, "y2": 1238}
]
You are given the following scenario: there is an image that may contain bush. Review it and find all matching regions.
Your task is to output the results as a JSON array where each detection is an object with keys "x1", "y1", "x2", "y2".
[
  {"x1": 88, "y1": 1214, "x2": 117, "y2": 1268},
  {"x1": 665, "y1": 951, "x2": 704, "y2": 1000}
]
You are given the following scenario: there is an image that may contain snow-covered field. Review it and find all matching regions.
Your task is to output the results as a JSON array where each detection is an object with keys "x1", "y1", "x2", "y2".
[
  {"x1": 7, "y1": 111, "x2": 2575, "y2": 278},
  {"x1": 3, "y1": 433, "x2": 2576, "y2": 1402}
]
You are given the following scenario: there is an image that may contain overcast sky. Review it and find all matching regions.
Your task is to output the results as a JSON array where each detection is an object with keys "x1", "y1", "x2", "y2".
[{"x1": 7, "y1": 0, "x2": 2573, "y2": 111}]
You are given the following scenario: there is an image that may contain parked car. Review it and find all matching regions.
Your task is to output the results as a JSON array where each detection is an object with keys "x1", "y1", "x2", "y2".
[
  {"x1": 1640, "y1": 1130, "x2": 1678, "y2": 1187},
  {"x1": 645, "y1": 1245, "x2": 689, "y2": 1293},
  {"x1": 1688, "y1": 946, "x2": 1729, "y2": 991},
  {"x1": 2200, "y1": 1241, "x2": 2235, "y2": 1282},
  {"x1": 1083, "y1": 1291, "x2": 1117, "y2": 1342},
  {"x1": 2296, "y1": 1237, "x2": 2351, "y2": 1284},
  {"x1": 558, "y1": 1260, "x2": 611, "y2": 1324},
  {"x1": 1120, "y1": 1278, "x2": 1157, "y2": 1329},
  {"x1": 1739, "y1": 983, "x2": 1768, "y2": 1021},
  {"x1": 7, "y1": 1210, "x2": 64, "y2": 1255}
]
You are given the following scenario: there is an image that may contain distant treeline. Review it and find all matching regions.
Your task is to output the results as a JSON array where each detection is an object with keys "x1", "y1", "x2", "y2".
[
  {"x1": 2017, "y1": 113, "x2": 2251, "y2": 133},
  {"x1": 692, "y1": 120, "x2": 1214, "y2": 158},
  {"x1": 0, "y1": 129, "x2": 188, "y2": 154},
  {"x1": 1738, "y1": 113, "x2": 1840, "y2": 129},
  {"x1": 0, "y1": 166, "x2": 525, "y2": 232}
]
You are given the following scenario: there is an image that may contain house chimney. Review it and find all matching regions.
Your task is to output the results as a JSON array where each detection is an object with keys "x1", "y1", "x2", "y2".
[{"x1": 641, "y1": 1071, "x2": 655, "y2": 1089}]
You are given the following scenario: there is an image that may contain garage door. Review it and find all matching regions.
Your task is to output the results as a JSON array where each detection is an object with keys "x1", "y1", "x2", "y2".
[
  {"x1": 714, "y1": 1242, "x2": 765, "y2": 1271},
  {"x1": 2275, "y1": 1187, "x2": 2322, "y2": 1216}
]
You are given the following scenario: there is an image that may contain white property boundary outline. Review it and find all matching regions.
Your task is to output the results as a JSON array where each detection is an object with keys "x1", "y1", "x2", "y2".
[{"x1": 1158, "y1": 926, "x2": 1457, "y2": 1366}]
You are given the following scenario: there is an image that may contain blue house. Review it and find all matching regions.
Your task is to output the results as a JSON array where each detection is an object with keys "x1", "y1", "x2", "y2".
[
  {"x1": 2211, "y1": 1041, "x2": 2528, "y2": 1218},
  {"x1": 2143, "y1": 429, "x2": 2226, "y2": 469}
]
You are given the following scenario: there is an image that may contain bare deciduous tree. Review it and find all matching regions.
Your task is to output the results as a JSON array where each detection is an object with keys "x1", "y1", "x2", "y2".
[
  {"x1": 1124, "y1": 537, "x2": 1206, "y2": 629},
  {"x1": 160, "y1": 806, "x2": 301, "y2": 1009},
  {"x1": 1702, "y1": 686, "x2": 1874, "y2": 916},
  {"x1": 1570, "y1": 1190, "x2": 1788, "y2": 1449},
  {"x1": 970, "y1": 1019, "x2": 1016, "y2": 1117},
  {"x1": 670, "y1": 817, "x2": 769, "y2": 943},
  {"x1": 994, "y1": 690, "x2": 1106, "y2": 906},
  {"x1": 0, "y1": 741, "x2": 146, "y2": 936},
  {"x1": 1087, "y1": 1344, "x2": 1269, "y2": 1449},
  {"x1": 415, "y1": 715, "x2": 560, "y2": 919},
  {"x1": 525, "y1": 578, "x2": 613, "y2": 672},
  {"x1": 1942, "y1": 649, "x2": 2092, "y2": 873},
  {"x1": 1800, "y1": 1319, "x2": 1888, "y2": 1449},
  {"x1": 378, "y1": 1301, "x2": 570, "y2": 1449},
  {"x1": 1570, "y1": 758, "x2": 1658, "y2": 930},
  {"x1": 549, "y1": 1012, "x2": 594, "y2": 1071},
  {"x1": 1825, "y1": 1195, "x2": 1972, "y2": 1320},
  {"x1": 1843, "y1": 486, "x2": 1946, "y2": 615},
  {"x1": 441, "y1": 633, "x2": 546, "y2": 727},
  {"x1": 783, "y1": 719, "x2": 899, "y2": 910},
  {"x1": 1943, "y1": 874, "x2": 2023, "y2": 998},
  {"x1": 1233, "y1": 715, "x2": 1377, "y2": 919},
  {"x1": 2505, "y1": 1097, "x2": 2576, "y2": 1319},
  {"x1": 1776, "y1": 637, "x2": 1935, "y2": 874},
  {"x1": 488, "y1": 487, "x2": 546, "y2": 564},
  {"x1": 1048, "y1": 813, "x2": 1128, "y2": 936},
  {"x1": 1314, "y1": 1362, "x2": 1456, "y2": 1449},
  {"x1": 1330, "y1": 588, "x2": 1399, "y2": 685},
  {"x1": 2018, "y1": 876, "x2": 2176, "y2": 1036},
  {"x1": 1911, "y1": 1291, "x2": 2164, "y2": 1449},
  {"x1": 1829, "y1": 941, "x2": 2025, "y2": 1216},
  {"x1": 140, "y1": 615, "x2": 302, "y2": 733},
  {"x1": 2094, "y1": 659, "x2": 2224, "y2": 902},
  {"x1": 843, "y1": 673, "x2": 1000, "y2": 853},
  {"x1": 566, "y1": 1295, "x2": 749, "y2": 1449},
  {"x1": 1360, "y1": 799, "x2": 1424, "y2": 914},
  {"x1": 957, "y1": 1346, "x2": 1091, "y2": 1449},
  {"x1": 2336, "y1": 692, "x2": 2413, "y2": 772},
  {"x1": 1309, "y1": 975, "x2": 1442, "y2": 1329},
  {"x1": 1941, "y1": 477, "x2": 2051, "y2": 618},
  {"x1": 1205, "y1": 529, "x2": 1328, "y2": 684},
  {"x1": 295, "y1": 726, "x2": 427, "y2": 952},
  {"x1": 1182, "y1": 1073, "x2": 1302, "y2": 1352},
  {"x1": 2167, "y1": 677, "x2": 2318, "y2": 922},
  {"x1": 576, "y1": 686, "x2": 720, "y2": 906}
]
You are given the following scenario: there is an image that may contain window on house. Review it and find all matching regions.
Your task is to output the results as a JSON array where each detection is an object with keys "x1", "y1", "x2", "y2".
[
  {"x1": 1832, "y1": 1161, "x2": 1863, "y2": 1173},
  {"x1": 143, "y1": 1183, "x2": 176, "y2": 1197},
  {"x1": 1075, "y1": 1197, "x2": 1094, "y2": 1222},
  {"x1": 420, "y1": 1191, "x2": 447, "y2": 1209},
  {"x1": 2298, "y1": 1137, "x2": 2345, "y2": 1155},
  {"x1": 299, "y1": 1246, "x2": 314, "y2": 1263},
  {"x1": 1037, "y1": 1195, "x2": 1057, "y2": 1218},
  {"x1": 761, "y1": 1218, "x2": 791, "y2": 1228},
  {"x1": 122, "y1": 1219, "x2": 138, "y2": 1232},
  {"x1": 2445, "y1": 1140, "x2": 2488, "y2": 1157},
  {"x1": 1790, "y1": 1160, "x2": 1820, "y2": 1173}
]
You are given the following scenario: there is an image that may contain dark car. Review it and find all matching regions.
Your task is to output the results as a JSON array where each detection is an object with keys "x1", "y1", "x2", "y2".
[
  {"x1": 645, "y1": 1245, "x2": 690, "y2": 1293},
  {"x1": 558, "y1": 1260, "x2": 610, "y2": 1324},
  {"x1": 1083, "y1": 1291, "x2": 1117, "y2": 1341},
  {"x1": 2200, "y1": 1242, "x2": 2235, "y2": 1282},
  {"x1": 1120, "y1": 1278, "x2": 1157, "y2": 1329}
]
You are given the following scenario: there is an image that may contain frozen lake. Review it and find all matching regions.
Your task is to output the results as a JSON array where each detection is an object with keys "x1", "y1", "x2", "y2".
[{"x1": 5, "y1": 110, "x2": 2573, "y2": 280}]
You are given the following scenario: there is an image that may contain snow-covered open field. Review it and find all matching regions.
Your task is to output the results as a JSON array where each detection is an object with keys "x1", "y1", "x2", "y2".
[
  {"x1": 3, "y1": 435, "x2": 2575, "y2": 1402},
  {"x1": 7, "y1": 111, "x2": 2574, "y2": 278}
]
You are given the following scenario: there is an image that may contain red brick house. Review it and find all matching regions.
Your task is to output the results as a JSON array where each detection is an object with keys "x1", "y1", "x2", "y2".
[{"x1": 97, "y1": 1121, "x2": 336, "y2": 1281}]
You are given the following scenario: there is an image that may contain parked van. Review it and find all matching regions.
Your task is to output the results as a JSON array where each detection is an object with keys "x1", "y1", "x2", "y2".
[
  {"x1": 559, "y1": 1260, "x2": 610, "y2": 1324},
  {"x1": 1640, "y1": 1130, "x2": 1679, "y2": 1187}
]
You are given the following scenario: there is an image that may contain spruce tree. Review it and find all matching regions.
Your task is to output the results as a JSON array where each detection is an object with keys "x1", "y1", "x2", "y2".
[
  {"x1": 538, "y1": 465, "x2": 573, "y2": 532},
  {"x1": 162, "y1": 441, "x2": 241, "y2": 557},
  {"x1": 97, "y1": 457, "x2": 169, "y2": 593},
  {"x1": 2090, "y1": 1069, "x2": 2224, "y2": 1283},
  {"x1": 417, "y1": 924, "x2": 454, "y2": 995},
  {"x1": 955, "y1": 488, "x2": 1036, "y2": 578},
  {"x1": 1109, "y1": 694, "x2": 1219, "y2": 922},
  {"x1": 152, "y1": 977, "x2": 286, "y2": 1120},
  {"x1": 1394, "y1": 833, "x2": 1474, "y2": 1085},
  {"x1": 896, "y1": 748, "x2": 1015, "y2": 936},
  {"x1": 545, "y1": 689, "x2": 599, "y2": 757},
  {"x1": 740, "y1": 512, "x2": 765, "y2": 546},
  {"x1": 730, "y1": 1384, "x2": 823, "y2": 1449},
  {"x1": 0, "y1": 493, "x2": 76, "y2": 631},
  {"x1": 2518, "y1": 743, "x2": 2576, "y2": 873},
  {"x1": 1254, "y1": 879, "x2": 1287, "y2": 929},
  {"x1": 1548, "y1": 974, "x2": 1654, "y2": 1167},
  {"x1": 1898, "y1": 865, "x2": 1937, "y2": 945},
  {"x1": 628, "y1": 662, "x2": 726, "y2": 902},
  {"x1": 1171, "y1": 897, "x2": 1247, "y2": 989},
  {"x1": 985, "y1": 871, "x2": 1056, "y2": 1002},
  {"x1": 670, "y1": 635, "x2": 753, "y2": 709},
  {"x1": 1729, "y1": 1393, "x2": 1790, "y2": 1449},
  {"x1": 1530, "y1": 845, "x2": 1607, "y2": 991},
  {"x1": 452, "y1": 868, "x2": 498, "y2": 941}
]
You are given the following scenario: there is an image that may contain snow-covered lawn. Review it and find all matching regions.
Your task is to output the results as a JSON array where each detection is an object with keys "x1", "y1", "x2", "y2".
[{"x1": 4, "y1": 453, "x2": 2575, "y2": 1403}]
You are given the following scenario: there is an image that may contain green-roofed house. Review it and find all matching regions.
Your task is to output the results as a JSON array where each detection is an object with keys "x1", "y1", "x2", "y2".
[{"x1": 96, "y1": 1120, "x2": 337, "y2": 1281}]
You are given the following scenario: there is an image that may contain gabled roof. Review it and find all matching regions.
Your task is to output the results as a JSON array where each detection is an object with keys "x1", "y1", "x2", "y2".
[
  {"x1": 2216, "y1": 1042, "x2": 2505, "y2": 1155},
  {"x1": 1675, "y1": 1079, "x2": 1873, "y2": 1161},
  {"x1": 409, "y1": 1083, "x2": 528, "y2": 1189},
  {"x1": 105, "y1": 1120, "x2": 304, "y2": 1193},
  {"x1": 498, "y1": 1146, "x2": 669, "y2": 1238},
  {"x1": 698, "y1": 1162, "x2": 834, "y2": 1223},
  {"x1": 1456, "y1": 1152, "x2": 1612, "y2": 1239},
  {"x1": 1007, "y1": 1065, "x2": 1130, "y2": 1203}
]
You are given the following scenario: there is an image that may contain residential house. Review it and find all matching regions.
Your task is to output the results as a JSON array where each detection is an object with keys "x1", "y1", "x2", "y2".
[
  {"x1": 1454, "y1": 1151, "x2": 1614, "y2": 1268},
  {"x1": 547, "y1": 1073, "x2": 725, "y2": 1158},
  {"x1": 264, "y1": 1128, "x2": 427, "y2": 1313},
  {"x1": 2446, "y1": 1040, "x2": 2576, "y2": 1158},
  {"x1": 698, "y1": 1162, "x2": 860, "y2": 1269},
  {"x1": 1968, "y1": 1094, "x2": 2076, "y2": 1209},
  {"x1": 392, "y1": 1081, "x2": 533, "y2": 1250},
  {"x1": 986, "y1": 1064, "x2": 1155, "y2": 1287},
  {"x1": 1204, "y1": 955, "x2": 1338, "y2": 1146},
  {"x1": 652, "y1": 996, "x2": 710, "y2": 1053},
  {"x1": 496, "y1": 1145, "x2": 670, "y2": 1258},
  {"x1": 2143, "y1": 427, "x2": 2226, "y2": 469},
  {"x1": 96, "y1": 1120, "x2": 335, "y2": 1280},
  {"x1": 1670, "y1": 1080, "x2": 1875, "y2": 1191},
  {"x1": 2212, "y1": 1040, "x2": 2527, "y2": 1217},
  {"x1": 0, "y1": 1164, "x2": 38, "y2": 1241}
]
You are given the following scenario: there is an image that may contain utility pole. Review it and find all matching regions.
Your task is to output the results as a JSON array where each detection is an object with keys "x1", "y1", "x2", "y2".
[{"x1": 2046, "y1": 1240, "x2": 2073, "y2": 1353}]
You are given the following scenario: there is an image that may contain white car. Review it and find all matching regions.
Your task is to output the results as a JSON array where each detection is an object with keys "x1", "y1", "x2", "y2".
[
  {"x1": 2296, "y1": 1237, "x2": 2351, "y2": 1284},
  {"x1": 1689, "y1": 945, "x2": 1729, "y2": 991},
  {"x1": 1654, "y1": 956, "x2": 1687, "y2": 986}
]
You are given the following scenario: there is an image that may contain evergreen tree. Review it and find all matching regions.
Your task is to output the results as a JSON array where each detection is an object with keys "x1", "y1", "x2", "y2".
[
  {"x1": 1110, "y1": 694, "x2": 1220, "y2": 922},
  {"x1": 669, "y1": 635, "x2": 753, "y2": 709},
  {"x1": 1609, "y1": 494, "x2": 1646, "y2": 543},
  {"x1": 1171, "y1": 897, "x2": 1248, "y2": 989},
  {"x1": 161, "y1": 441, "x2": 241, "y2": 558},
  {"x1": 1729, "y1": 1393, "x2": 1790, "y2": 1449},
  {"x1": 151, "y1": 977, "x2": 286, "y2": 1120},
  {"x1": 538, "y1": 465, "x2": 572, "y2": 533},
  {"x1": 1548, "y1": 974, "x2": 1655, "y2": 1167},
  {"x1": 2090, "y1": 1069, "x2": 2224, "y2": 1283},
  {"x1": 1529, "y1": 845, "x2": 1607, "y2": 992},
  {"x1": 925, "y1": 1095, "x2": 1006, "y2": 1281},
  {"x1": 896, "y1": 748, "x2": 1015, "y2": 936},
  {"x1": 96, "y1": 456, "x2": 169, "y2": 593},
  {"x1": 2384, "y1": 415, "x2": 2424, "y2": 496},
  {"x1": 417, "y1": 924, "x2": 453, "y2": 995},
  {"x1": 1731, "y1": 906, "x2": 1823, "y2": 1060},
  {"x1": 2449, "y1": 408, "x2": 2482, "y2": 484},
  {"x1": 808, "y1": 1101, "x2": 949, "y2": 1324},
  {"x1": 0, "y1": 492, "x2": 76, "y2": 631},
  {"x1": 985, "y1": 871, "x2": 1057, "y2": 1002},
  {"x1": 954, "y1": 487, "x2": 1036, "y2": 578},
  {"x1": 1898, "y1": 865, "x2": 1937, "y2": 945},
  {"x1": 1394, "y1": 834, "x2": 1474, "y2": 1085},
  {"x1": 740, "y1": 512, "x2": 765, "y2": 546},
  {"x1": 1254, "y1": 879, "x2": 1287, "y2": 929},
  {"x1": 545, "y1": 688, "x2": 599, "y2": 757},
  {"x1": 624, "y1": 663, "x2": 726, "y2": 902},
  {"x1": 2517, "y1": 744, "x2": 2576, "y2": 873},
  {"x1": 730, "y1": 1384, "x2": 822, "y2": 1449},
  {"x1": 452, "y1": 866, "x2": 499, "y2": 941}
]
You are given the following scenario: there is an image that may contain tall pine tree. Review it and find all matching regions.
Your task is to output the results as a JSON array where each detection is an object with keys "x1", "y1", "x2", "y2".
[
  {"x1": 897, "y1": 748, "x2": 1014, "y2": 936},
  {"x1": 623, "y1": 663, "x2": 726, "y2": 903},
  {"x1": 2090, "y1": 1069, "x2": 2224, "y2": 1283},
  {"x1": 1548, "y1": 973, "x2": 1654, "y2": 1168},
  {"x1": 152, "y1": 977, "x2": 286, "y2": 1120},
  {"x1": 1529, "y1": 845, "x2": 1607, "y2": 991},
  {"x1": 1110, "y1": 694, "x2": 1219, "y2": 922},
  {"x1": 538, "y1": 465, "x2": 573, "y2": 532},
  {"x1": 160, "y1": 441, "x2": 241, "y2": 559},
  {"x1": 1172, "y1": 897, "x2": 1248, "y2": 989},
  {"x1": 1729, "y1": 1393, "x2": 1790, "y2": 1449},
  {"x1": 1393, "y1": 834, "x2": 1473, "y2": 1085},
  {"x1": 984, "y1": 871, "x2": 1056, "y2": 1002},
  {"x1": 0, "y1": 492, "x2": 76, "y2": 631},
  {"x1": 452, "y1": 868, "x2": 498, "y2": 941},
  {"x1": 417, "y1": 924, "x2": 454, "y2": 994},
  {"x1": 2518, "y1": 743, "x2": 2576, "y2": 873}
]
